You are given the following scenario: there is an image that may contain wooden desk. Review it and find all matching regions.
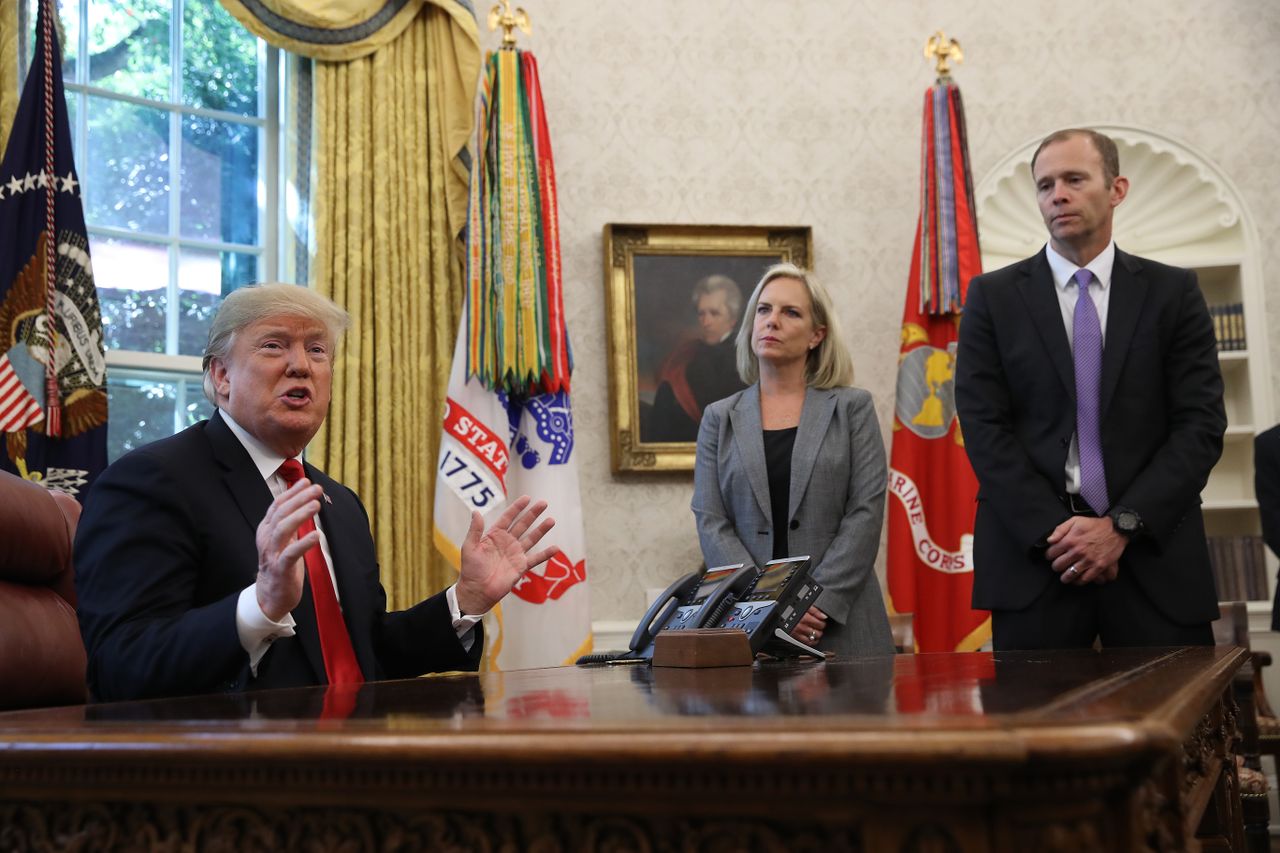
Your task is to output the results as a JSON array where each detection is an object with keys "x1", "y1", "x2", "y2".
[{"x1": 0, "y1": 647, "x2": 1247, "y2": 852}]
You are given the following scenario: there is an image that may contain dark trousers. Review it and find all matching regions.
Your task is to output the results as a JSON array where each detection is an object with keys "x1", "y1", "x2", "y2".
[{"x1": 991, "y1": 561, "x2": 1214, "y2": 651}]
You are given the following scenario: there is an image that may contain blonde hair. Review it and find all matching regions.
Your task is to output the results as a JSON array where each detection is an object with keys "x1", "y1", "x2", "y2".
[
  {"x1": 201, "y1": 283, "x2": 350, "y2": 405},
  {"x1": 734, "y1": 262, "x2": 854, "y2": 388}
]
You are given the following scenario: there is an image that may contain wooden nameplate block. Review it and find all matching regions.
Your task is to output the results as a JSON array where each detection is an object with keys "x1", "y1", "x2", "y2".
[{"x1": 652, "y1": 628, "x2": 753, "y2": 668}]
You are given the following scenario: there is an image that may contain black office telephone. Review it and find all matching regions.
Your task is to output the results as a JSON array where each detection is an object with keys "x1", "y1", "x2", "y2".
[
  {"x1": 713, "y1": 556, "x2": 824, "y2": 658},
  {"x1": 575, "y1": 563, "x2": 760, "y2": 664}
]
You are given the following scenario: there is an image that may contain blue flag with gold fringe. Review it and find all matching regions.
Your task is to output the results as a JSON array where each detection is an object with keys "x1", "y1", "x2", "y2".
[{"x1": 0, "y1": 0, "x2": 107, "y2": 499}]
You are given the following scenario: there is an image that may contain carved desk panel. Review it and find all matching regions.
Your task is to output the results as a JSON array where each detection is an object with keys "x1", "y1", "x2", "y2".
[{"x1": 0, "y1": 646, "x2": 1246, "y2": 852}]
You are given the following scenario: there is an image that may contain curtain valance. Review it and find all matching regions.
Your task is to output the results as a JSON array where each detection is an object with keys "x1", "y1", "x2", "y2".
[{"x1": 219, "y1": 0, "x2": 475, "y2": 61}]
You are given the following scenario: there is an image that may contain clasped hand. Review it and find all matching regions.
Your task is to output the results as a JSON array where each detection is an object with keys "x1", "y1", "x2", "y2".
[
  {"x1": 255, "y1": 480, "x2": 557, "y2": 622},
  {"x1": 1045, "y1": 516, "x2": 1126, "y2": 586}
]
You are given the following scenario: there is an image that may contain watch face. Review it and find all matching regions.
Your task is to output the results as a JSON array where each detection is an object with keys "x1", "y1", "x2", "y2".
[{"x1": 1115, "y1": 510, "x2": 1140, "y2": 533}]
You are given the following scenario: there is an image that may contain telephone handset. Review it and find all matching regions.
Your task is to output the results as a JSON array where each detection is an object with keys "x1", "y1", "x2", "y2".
[
  {"x1": 626, "y1": 568, "x2": 708, "y2": 656},
  {"x1": 575, "y1": 563, "x2": 761, "y2": 665},
  {"x1": 574, "y1": 568, "x2": 706, "y2": 665},
  {"x1": 660, "y1": 563, "x2": 761, "y2": 635}
]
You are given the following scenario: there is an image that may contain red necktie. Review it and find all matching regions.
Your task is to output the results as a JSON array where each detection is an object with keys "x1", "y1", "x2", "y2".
[{"x1": 277, "y1": 460, "x2": 364, "y2": 686}]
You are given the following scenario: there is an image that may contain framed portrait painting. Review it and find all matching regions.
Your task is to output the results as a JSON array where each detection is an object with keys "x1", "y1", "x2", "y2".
[{"x1": 604, "y1": 224, "x2": 813, "y2": 473}]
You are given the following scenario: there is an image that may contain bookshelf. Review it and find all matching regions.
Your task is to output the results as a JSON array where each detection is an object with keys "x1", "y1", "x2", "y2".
[{"x1": 974, "y1": 124, "x2": 1275, "y2": 617}]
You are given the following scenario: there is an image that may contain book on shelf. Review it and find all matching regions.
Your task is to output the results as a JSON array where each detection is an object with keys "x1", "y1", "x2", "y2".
[
  {"x1": 1209, "y1": 303, "x2": 1246, "y2": 352},
  {"x1": 1207, "y1": 534, "x2": 1268, "y2": 602}
]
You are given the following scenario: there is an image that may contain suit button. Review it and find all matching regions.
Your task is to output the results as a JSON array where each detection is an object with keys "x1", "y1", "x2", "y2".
[
  {"x1": 789, "y1": 520, "x2": 799, "y2": 531},
  {"x1": 1060, "y1": 437, "x2": 1069, "y2": 447}
]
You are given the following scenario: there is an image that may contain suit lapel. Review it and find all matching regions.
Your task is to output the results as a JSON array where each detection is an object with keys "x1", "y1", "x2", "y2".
[
  {"x1": 788, "y1": 387, "x2": 835, "y2": 519},
  {"x1": 728, "y1": 384, "x2": 772, "y2": 520},
  {"x1": 1018, "y1": 250, "x2": 1075, "y2": 396},
  {"x1": 206, "y1": 411, "x2": 274, "y2": 533},
  {"x1": 1100, "y1": 249, "x2": 1147, "y2": 416}
]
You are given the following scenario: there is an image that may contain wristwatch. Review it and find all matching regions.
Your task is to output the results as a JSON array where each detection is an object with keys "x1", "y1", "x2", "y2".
[{"x1": 1110, "y1": 506, "x2": 1142, "y2": 538}]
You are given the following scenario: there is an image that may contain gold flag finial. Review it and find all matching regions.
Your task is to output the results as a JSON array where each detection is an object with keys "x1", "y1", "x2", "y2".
[
  {"x1": 488, "y1": 0, "x2": 531, "y2": 48},
  {"x1": 924, "y1": 30, "x2": 963, "y2": 77}
]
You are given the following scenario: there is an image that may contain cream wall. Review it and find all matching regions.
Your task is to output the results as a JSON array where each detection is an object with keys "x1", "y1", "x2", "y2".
[{"x1": 476, "y1": 0, "x2": 1280, "y2": 627}]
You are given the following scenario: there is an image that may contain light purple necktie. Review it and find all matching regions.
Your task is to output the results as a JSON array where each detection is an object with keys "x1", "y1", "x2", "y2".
[{"x1": 1073, "y1": 268, "x2": 1109, "y2": 515}]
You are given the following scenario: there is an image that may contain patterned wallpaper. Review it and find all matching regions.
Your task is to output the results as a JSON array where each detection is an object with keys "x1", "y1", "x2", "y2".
[{"x1": 476, "y1": 0, "x2": 1280, "y2": 625}]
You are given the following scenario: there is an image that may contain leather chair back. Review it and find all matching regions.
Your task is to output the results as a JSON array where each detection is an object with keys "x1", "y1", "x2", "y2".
[{"x1": 0, "y1": 470, "x2": 87, "y2": 708}]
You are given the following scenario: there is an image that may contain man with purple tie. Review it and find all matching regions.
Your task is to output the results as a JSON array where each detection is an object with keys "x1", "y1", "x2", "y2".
[{"x1": 955, "y1": 128, "x2": 1226, "y2": 650}]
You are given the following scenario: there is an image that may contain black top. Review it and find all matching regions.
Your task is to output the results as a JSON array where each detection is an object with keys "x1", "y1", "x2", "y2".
[{"x1": 763, "y1": 427, "x2": 797, "y2": 560}]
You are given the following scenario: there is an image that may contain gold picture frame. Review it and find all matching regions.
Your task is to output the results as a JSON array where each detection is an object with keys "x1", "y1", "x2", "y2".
[{"x1": 604, "y1": 224, "x2": 813, "y2": 473}]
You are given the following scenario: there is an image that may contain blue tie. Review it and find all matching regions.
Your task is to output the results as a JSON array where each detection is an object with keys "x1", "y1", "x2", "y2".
[{"x1": 1073, "y1": 269, "x2": 1109, "y2": 515}]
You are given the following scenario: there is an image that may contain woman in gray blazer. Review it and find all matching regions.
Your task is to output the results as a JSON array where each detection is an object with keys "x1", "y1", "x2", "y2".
[{"x1": 692, "y1": 263, "x2": 894, "y2": 658}]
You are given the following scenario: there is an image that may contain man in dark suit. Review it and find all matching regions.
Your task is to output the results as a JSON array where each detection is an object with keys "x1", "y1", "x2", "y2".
[
  {"x1": 75, "y1": 283, "x2": 556, "y2": 701},
  {"x1": 955, "y1": 128, "x2": 1226, "y2": 650},
  {"x1": 1255, "y1": 425, "x2": 1280, "y2": 629}
]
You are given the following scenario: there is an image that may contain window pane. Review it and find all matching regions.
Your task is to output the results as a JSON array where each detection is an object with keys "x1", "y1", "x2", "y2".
[
  {"x1": 178, "y1": 247, "x2": 256, "y2": 356},
  {"x1": 86, "y1": 95, "x2": 170, "y2": 233},
  {"x1": 180, "y1": 115, "x2": 259, "y2": 244},
  {"x1": 182, "y1": 0, "x2": 260, "y2": 117},
  {"x1": 107, "y1": 373, "x2": 213, "y2": 461},
  {"x1": 86, "y1": 0, "x2": 171, "y2": 102},
  {"x1": 95, "y1": 237, "x2": 168, "y2": 353},
  {"x1": 21, "y1": 1, "x2": 77, "y2": 81}
]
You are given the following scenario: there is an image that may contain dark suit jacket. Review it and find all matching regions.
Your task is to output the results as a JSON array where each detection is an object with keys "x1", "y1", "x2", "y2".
[
  {"x1": 74, "y1": 411, "x2": 480, "y2": 702},
  {"x1": 955, "y1": 247, "x2": 1226, "y2": 625},
  {"x1": 1255, "y1": 424, "x2": 1280, "y2": 629}
]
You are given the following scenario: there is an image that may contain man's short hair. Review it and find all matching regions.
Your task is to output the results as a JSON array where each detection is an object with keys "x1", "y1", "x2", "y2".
[
  {"x1": 201, "y1": 283, "x2": 351, "y2": 405},
  {"x1": 1030, "y1": 128, "x2": 1121, "y2": 186},
  {"x1": 690, "y1": 274, "x2": 744, "y2": 321}
]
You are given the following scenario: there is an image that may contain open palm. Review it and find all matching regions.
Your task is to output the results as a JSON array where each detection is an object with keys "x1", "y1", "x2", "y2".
[{"x1": 455, "y1": 496, "x2": 557, "y2": 616}]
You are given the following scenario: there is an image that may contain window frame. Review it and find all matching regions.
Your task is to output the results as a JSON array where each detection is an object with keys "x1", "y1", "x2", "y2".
[{"x1": 17, "y1": 0, "x2": 288, "y2": 458}]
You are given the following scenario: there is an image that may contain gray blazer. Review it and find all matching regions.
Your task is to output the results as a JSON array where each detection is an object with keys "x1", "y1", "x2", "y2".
[{"x1": 692, "y1": 384, "x2": 894, "y2": 657}]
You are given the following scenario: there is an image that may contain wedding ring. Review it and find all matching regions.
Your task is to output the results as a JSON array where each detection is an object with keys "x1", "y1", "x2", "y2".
[
  {"x1": 808, "y1": 631, "x2": 817, "y2": 643},
  {"x1": 1066, "y1": 565, "x2": 1078, "y2": 577}
]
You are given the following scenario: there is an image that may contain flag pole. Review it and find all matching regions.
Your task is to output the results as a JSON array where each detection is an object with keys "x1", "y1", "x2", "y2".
[{"x1": 885, "y1": 31, "x2": 988, "y2": 653}]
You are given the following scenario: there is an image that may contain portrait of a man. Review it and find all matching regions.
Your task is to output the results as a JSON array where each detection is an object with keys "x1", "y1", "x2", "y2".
[
  {"x1": 634, "y1": 254, "x2": 780, "y2": 444},
  {"x1": 645, "y1": 274, "x2": 746, "y2": 442}
]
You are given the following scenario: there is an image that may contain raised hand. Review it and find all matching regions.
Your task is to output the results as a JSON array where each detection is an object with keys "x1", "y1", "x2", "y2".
[
  {"x1": 455, "y1": 495, "x2": 557, "y2": 616},
  {"x1": 255, "y1": 478, "x2": 324, "y2": 621}
]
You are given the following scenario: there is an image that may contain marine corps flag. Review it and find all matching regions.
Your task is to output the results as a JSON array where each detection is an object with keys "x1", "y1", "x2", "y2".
[
  {"x1": 886, "y1": 76, "x2": 988, "y2": 652},
  {"x1": 0, "y1": 0, "x2": 107, "y2": 498},
  {"x1": 433, "y1": 49, "x2": 591, "y2": 670}
]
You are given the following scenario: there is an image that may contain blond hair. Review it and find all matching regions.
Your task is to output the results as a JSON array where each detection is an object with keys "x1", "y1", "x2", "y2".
[{"x1": 201, "y1": 283, "x2": 350, "y2": 405}]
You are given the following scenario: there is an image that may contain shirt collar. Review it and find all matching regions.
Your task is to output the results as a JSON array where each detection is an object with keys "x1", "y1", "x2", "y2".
[
  {"x1": 1046, "y1": 240, "x2": 1116, "y2": 293},
  {"x1": 219, "y1": 410, "x2": 298, "y2": 481}
]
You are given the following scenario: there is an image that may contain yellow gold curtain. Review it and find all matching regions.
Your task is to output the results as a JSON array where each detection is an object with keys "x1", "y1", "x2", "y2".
[
  {"x1": 0, "y1": 1, "x2": 18, "y2": 153},
  {"x1": 218, "y1": 0, "x2": 479, "y2": 609},
  {"x1": 309, "y1": 6, "x2": 478, "y2": 609}
]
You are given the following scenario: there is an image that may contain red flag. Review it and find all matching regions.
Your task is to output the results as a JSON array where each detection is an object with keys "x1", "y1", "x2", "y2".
[{"x1": 886, "y1": 80, "x2": 988, "y2": 652}]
